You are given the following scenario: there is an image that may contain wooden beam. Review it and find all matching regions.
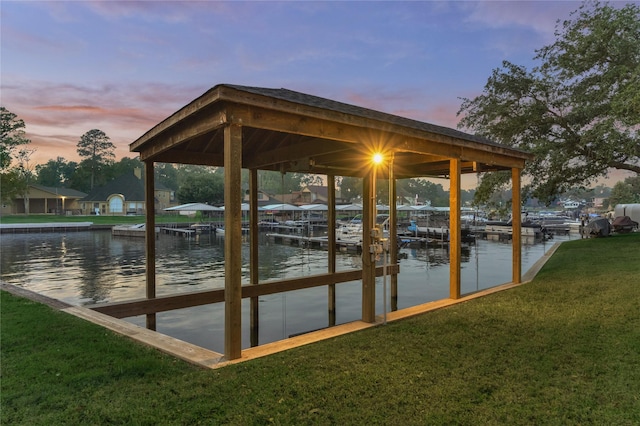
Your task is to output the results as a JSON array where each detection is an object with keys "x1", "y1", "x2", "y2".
[
  {"x1": 224, "y1": 124, "x2": 243, "y2": 360},
  {"x1": 389, "y1": 154, "x2": 398, "y2": 311},
  {"x1": 396, "y1": 138, "x2": 527, "y2": 170},
  {"x1": 131, "y1": 88, "x2": 224, "y2": 152},
  {"x1": 392, "y1": 152, "x2": 448, "y2": 166},
  {"x1": 244, "y1": 138, "x2": 348, "y2": 169},
  {"x1": 327, "y1": 174, "x2": 337, "y2": 327},
  {"x1": 148, "y1": 150, "x2": 224, "y2": 167},
  {"x1": 144, "y1": 160, "x2": 157, "y2": 330},
  {"x1": 512, "y1": 168, "x2": 522, "y2": 284},
  {"x1": 249, "y1": 168, "x2": 259, "y2": 347},
  {"x1": 449, "y1": 158, "x2": 461, "y2": 299},
  {"x1": 136, "y1": 109, "x2": 227, "y2": 161},
  {"x1": 394, "y1": 160, "x2": 481, "y2": 178},
  {"x1": 89, "y1": 266, "x2": 400, "y2": 319},
  {"x1": 361, "y1": 169, "x2": 376, "y2": 323}
]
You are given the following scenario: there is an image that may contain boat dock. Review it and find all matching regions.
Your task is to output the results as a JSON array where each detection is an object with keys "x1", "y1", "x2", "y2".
[
  {"x1": 0, "y1": 222, "x2": 94, "y2": 234},
  {"x1": 266, "y1": 232, "x2": 450, "y2": 252},
  {"x1": 161, "y1": 227, "x2": 196, "y2": 237},
  {"x1": 265, "y1": 233, "x2": 362, "y2": 252}
]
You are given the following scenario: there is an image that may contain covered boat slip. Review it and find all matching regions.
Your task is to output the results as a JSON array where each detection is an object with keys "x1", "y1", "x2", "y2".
[{"x1": 107, "y1": 84, "x2": 532, "y2": 361}]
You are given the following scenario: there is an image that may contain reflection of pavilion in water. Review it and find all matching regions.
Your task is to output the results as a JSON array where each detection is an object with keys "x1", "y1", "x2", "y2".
[{"x1": 407, "y1": 245, "x2": 471, "y2": 267}]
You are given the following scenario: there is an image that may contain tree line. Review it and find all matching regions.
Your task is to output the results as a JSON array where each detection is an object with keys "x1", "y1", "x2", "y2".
[
  {"x1": 1, "y1": 103, "x2": 636, "y2": 210},
  {"x1": 0, "y1": 112, "x2": 463, "y2": 207}
]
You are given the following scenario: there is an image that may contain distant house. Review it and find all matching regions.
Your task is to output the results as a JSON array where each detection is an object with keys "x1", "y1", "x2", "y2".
[
  {"x1": 270, "y1": 185, "x2": 361, "y2": 206},
  {"x1": 1, "y1": 184, "x2": 87, "y2": 215},
  {"x1": 274, "y1": 185, "x2": 330, "y2": 206},
  {"x1": 299, "y1": 185, "x2": 328, "y2": 204},
  {"x1": 242, "y1": 190, "x2": 281, "y2": 206},
  {"x1": 80, "y1": 169, "x2": 173, "y2": 215}
]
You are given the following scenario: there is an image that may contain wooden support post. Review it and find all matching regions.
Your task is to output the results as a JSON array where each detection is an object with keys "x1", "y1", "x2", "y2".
[
  {"x1": 449, "y1": 158, "x2": 461, "y2": 299},
  {"x1": 362, "y1": 172, "x2": 376, "y2": 323},
  {"x1": 224, "y1": 124, "x2": 243, "y2": 360},
  {"x1": 389, "y1": 155, "x2": 398, "y2": 311},
  {"x1": 144, "y1": 160, "x2": 156, "y2": 330},
  {"x1": 327, "y1": 174, "x2": 336, "y2": 327},
  {"x1": 512, "y1": 168, "x2": 522, "y2": 284},
  {"x1": 249, "y1": 168, "x2": 259, "y2": 347}
]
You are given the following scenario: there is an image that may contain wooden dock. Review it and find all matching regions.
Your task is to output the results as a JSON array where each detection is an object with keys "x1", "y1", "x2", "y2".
[
  {"x1": 0, "y1": 222, "x2": 94, "y2": 234},
  {"x1": 265, "y1": 233, "x2": 362, "y2": 252},
  {"x1": 161, "y1": 227, "x2": 195, "y2": 237},
  {"x1": 266, "y1": 233, "x2": 446, "y2": 251}
]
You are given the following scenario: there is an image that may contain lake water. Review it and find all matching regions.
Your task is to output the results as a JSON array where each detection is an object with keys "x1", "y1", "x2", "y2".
[{"x1": 1, "y1": 229, "x2": 575, "y2": 352}]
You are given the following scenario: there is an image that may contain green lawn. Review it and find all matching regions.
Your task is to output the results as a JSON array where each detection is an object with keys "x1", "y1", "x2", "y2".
[{"x1": 2, "y1": 234, "x2": 639, "y2": 425}]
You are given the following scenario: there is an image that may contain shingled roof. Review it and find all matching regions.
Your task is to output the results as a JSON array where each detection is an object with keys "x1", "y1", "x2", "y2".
[
  {"x1": 221, "y1": 84, "x2": 499, "y2": 147},
  {"x1": 82, "y1": 172, "x2": 146, "y2": 202},
  {"x1": 131, "y1": 84, "x2": 532, "y2": 179},
  {"x1": 30, "y1": 184, "x2": 86, "y2": 199}
]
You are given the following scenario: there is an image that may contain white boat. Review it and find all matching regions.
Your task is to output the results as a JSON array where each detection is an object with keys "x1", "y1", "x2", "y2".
[
  {"x1": 337, "y1": 215, "x2": 389, "y2": 242},
  {"x1": 112, "y1": 223, "x2": 159, "y2": 237},
  {"x1": 407, "y1": 214, "x2": 475, "y2": 242}
]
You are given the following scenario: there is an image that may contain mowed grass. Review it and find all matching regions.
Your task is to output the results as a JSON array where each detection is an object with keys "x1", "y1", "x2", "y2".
[{"x1": 2, "y1": 234, "x2": 639, "y2": 425}]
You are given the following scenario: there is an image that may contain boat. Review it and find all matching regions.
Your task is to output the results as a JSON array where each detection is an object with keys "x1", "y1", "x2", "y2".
[
  {"x1": 112, "y1": 223, "x2": 159, "y2": 237},
  {"x1": 337, "y1": 214, "x2": 390, "y2": 243},
  {"x1": 483, "y1": 220, "x2": 547, "y2": 239},
  {"x1": 584, "y1": 218, "x2": 612, "y2": 237},
  {"x1": 611, "y1": 216, "x2": 638, "y2": 234},
  {"x1": 406, "y1": 216, "x2": 475, "y2": 243}
]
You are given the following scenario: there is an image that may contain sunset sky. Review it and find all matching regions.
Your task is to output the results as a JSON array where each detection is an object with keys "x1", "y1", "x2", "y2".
[{"x1": 1, "y1": 1, "x2": 634, "y2": 187}]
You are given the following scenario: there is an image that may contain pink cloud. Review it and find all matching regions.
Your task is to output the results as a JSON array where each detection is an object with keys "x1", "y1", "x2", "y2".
[{"x1": 2, "y1": 79, "x2": 205, "y2": 165}]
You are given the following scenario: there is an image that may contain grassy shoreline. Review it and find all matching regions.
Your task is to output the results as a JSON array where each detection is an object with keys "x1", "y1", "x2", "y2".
[{"x1": 2, "y1": 234, "x2": 639, "y2": 424}]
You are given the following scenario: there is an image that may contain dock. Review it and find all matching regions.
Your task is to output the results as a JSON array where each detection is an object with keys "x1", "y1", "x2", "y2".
[
  {"x1": 266, "y1": 233, "x2": 448, "y2": 252},
  {"x1": 0, "y1": 222, "x2": 94, "y2": 234},
  {"x1": 112, "y1": 224, "x2": 160, "y2": 238},
  {"x1": 161, "y1": 227, "x2": 195, "y2": 238},
  {"x1": 265, "y1": 233, "x2": 362, "y2": 252}
]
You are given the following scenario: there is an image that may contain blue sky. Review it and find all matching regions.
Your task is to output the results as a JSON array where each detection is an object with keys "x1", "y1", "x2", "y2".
[{"x1": 4, "y1": 0, "x2": 628, "y2": 188}]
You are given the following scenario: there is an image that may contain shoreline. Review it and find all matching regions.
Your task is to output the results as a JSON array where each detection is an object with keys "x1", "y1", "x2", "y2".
[{"x1": 0, "y1": 242, "x2": 561, "y2": 368}]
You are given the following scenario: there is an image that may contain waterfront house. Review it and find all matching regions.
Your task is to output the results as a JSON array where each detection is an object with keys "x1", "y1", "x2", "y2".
[
  {"x1": 0, "y1": 184, "x2": 87, "y2": 215},
  {"x1": 80, "y1": 169, "x2": 173, "y2": 215}
]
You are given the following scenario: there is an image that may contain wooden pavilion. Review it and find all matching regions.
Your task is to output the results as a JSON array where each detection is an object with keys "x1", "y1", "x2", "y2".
[{"x1": 104, "y1": 84, "x2": 532, "y2": 361}]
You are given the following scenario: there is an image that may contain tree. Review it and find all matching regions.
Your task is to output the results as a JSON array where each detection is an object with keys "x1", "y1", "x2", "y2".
[
  {"x1": 35, "y1": 157, "x2": 77, "y2": 187},
  {"x1": 257, "y1": 170, "x2": 305, "y2": 195},
  {"x1": 458, "y1": 1, "x2": 640, "y2": 205},
  {"x1": 176, "y1": 173, "x2": 224, "y2": 204},
  {"x1": 338, "y1": 176, "x2": 362, "y2": 203},
  {"x1": 399, "y1": 178, "x2": 449, "y2": 206},
  {"x1": 1, "y1": 107, "x2": 32, "y2": 204},
  {"x1": 107, "y1": 156, "x2": 143, "y2": 181},
  {"x1": 155, "y1": 162, "x2": 179, "y2": 191},
  {"x1": 608, "y1": 176, "x2": 640, "y2": 206},
  {"x1": 14, "y1": 148, "x2": 37, "y2": 213},
  {"x1": 76, "y1": 129, "x2": 115, "y2": 190},
  {"x1": 0, "y1": 107, "x2": 30, "y2": 170}
]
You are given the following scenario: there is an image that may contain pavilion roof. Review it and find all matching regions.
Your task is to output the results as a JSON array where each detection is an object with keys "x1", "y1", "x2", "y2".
[{"x1": 131, "y1": 84, "x2": 532, "y2": 179}]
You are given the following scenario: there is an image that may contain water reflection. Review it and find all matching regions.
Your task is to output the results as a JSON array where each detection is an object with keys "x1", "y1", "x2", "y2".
[{"x1": 1, "y1": 229, "x2": 574, "y2": 351}]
